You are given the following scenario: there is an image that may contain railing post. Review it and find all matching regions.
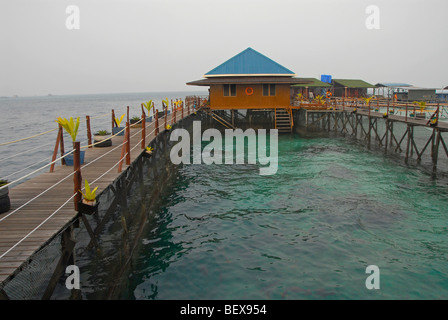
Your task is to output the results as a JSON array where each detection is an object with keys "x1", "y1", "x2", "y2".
[
  {"x1": 127, "y1": 106, "x2": 130, "y2": 124},
  {"x1": 405, "y1": 103, "x2": 408, "y2": 122},
  {"x1": 50, "y1": 125, "x2": 63, "y2": 173},
  {"x1": 164, "y1": 107, "x2": 168, "y2": 130},
  {"x1": 126, "y1": 121, "x2": 131, "y2": 165},
  {"x1": 86, "y1": 115, "x2": 92, "y2": 148},
  {"x1": 73, "y1": 141, "x2": 82, "y2": 211},
  {"x1": 182, "y1": 102, "x2": 184, "y2": 119},
  {"x1": 112, "y1": 109, "x2": 116, "y2": 129},
  {"x1": 60, "y1": 126, "x2": 65, "y2": 166},
  {"x1": 155, "y1": 109, "x2": 159, "y2": 135},
  {"x1": 118, "y1": 130, "x2": 127, "y2": 173},
  {"x1": 174, "y1": 105, "x2": 177, "y2": 124},
  {"x1": 437, "y1": 103, "x2": 440, "y2": 121},
  {"x1": 141, "y1": 113, "x2": 146, "y2": 149}
]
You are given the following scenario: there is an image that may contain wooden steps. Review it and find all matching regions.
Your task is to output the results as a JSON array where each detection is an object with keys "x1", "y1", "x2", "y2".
[{"x1": 275, "y1": 108, "x2": 292, "y2": 133}]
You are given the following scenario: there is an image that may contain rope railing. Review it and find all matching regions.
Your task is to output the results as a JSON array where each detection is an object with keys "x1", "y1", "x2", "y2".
[
  {"x1": 0, "y1": 128, "x2": 58, "y2": 147},
  {"x1": 0, "y1": 169, "x2": 76, "y2": 223},
  {"x1": 2, "y1": 155, "x2": 53, "y2": 180},
  {"x1": 0, "y1": 140, "x2": 54, "y2": 163},
  {"x1": 0, "y1": 110, "x2": 111, "y2": 148},
  {"x1": 0, "y1": 193, "x2": 76, "y2": 260},
  {"x1": 81, "y1": 140, "x2": 126, "y2": 169},
  {"x1": 80, "y1": 126, "x2": 127, "y2": 150},
  {"x1": 0, "y1": 149, "x2": 75, "y2": 191},
  {"x1": 0, "y1": 103, "x2": 192, "y2": 261},
  {"x1": 0, "y1": 128, "x2": 137, "y2": 255},
  {"x1": 0, "y1": 144, "x2": 136, "y2": 260}
]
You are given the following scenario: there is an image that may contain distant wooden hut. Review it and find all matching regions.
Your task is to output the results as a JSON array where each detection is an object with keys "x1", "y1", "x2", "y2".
[
  {"x1": 187, "y1": 48, "x2": 310, "y2": 110},
  {"x1": 332, "y1": 79, "x2": 375, "y2": 98}
]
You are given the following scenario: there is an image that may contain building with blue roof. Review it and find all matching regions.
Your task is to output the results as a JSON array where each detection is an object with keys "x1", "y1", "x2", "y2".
[{"x1": 187, "y1": 47, "x2": 310, "y2": 111}]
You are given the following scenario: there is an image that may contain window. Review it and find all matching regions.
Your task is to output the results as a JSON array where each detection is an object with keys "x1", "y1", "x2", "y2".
[
  {"x1": 263, "y1": 84, "x2": 276, "y2": 96},
  {"x1": 224, "y1": 84, "x2": 236, "y2": 97}
]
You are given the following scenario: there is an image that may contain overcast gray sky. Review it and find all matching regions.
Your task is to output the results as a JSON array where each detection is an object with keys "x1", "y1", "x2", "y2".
[{"x1": 1, "y1": 0, "x2": 447, "y2": 96}]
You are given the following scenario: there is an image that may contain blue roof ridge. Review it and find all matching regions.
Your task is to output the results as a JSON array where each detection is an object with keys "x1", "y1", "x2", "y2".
[{"x1": 204, "y1": 47, "x2": 295, "y2": 77}]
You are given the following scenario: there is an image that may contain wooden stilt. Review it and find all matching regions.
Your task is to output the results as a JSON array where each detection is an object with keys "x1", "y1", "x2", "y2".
[
  {"x1": 384, "y1": 119, "x2": 389, "y2": 153},
  {"x1": 405, "y1": 125, "x2": 411, "y2": 163}
]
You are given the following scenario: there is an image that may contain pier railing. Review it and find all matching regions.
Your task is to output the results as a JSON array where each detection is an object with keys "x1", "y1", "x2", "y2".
[
  {"x1": 0, "y1": 97, "x2": 197, "y2": 298},
  {"x1": 297, "y1": 97, "x2": 448, "y2": 174}
]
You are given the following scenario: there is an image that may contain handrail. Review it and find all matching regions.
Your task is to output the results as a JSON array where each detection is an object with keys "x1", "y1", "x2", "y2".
[
  {"x1": 0, "y1": 141, "x2": 54, "y2": 163},
  {"x1": 0, "y1": 128, "x2": 58, "y2": 147},
  {"x1": 0, "y1": 103, "x2": 195, "y2": 265},
  {"x1": 0, "y1": 149, "x2": 75, "y2": 191}
]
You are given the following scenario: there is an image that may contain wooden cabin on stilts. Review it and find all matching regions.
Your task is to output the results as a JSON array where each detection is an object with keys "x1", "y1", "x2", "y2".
[{"x1": 187, "y1": 47, "x2": 312, "y2": 133}]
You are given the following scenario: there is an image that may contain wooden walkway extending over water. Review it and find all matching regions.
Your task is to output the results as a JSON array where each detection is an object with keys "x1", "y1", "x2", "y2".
[
  {"x1": 299, "y1": 102, "x2": 448, "y2": 173},
  {"x1": 0, "y1": 107, "x2": 191, "y2": 288}
]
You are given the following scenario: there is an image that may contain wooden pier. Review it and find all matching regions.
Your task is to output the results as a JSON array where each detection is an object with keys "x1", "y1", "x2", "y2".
[
  {"x1": 0, "y1": 102, "x2": 198, "y2": 294},
  {"x1": 297, "y1": 100, "x2": 448, "y2": 173}
]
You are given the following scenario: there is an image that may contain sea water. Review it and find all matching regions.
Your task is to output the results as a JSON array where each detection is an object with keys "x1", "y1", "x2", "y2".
[{"x1": 126, "y1": 134, "x2": 448, "y2": 300}]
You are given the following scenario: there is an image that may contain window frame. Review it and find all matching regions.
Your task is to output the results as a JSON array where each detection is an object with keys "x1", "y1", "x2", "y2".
[
  {"x1": 223, "y1": 84, "x2": 237, "y2": 97},
  {"x1": 262, "y1": 84, "x2": 276, "y2": 97}
]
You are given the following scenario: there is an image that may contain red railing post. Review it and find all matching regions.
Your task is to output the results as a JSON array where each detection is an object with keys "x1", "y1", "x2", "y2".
[
  {"x1": 141, "y1": 113, "x2": 146, "y2": 149},
  {"x1": 127, "y1": 106, "x2": 130, "y2": 124},
  {"x1": 60, "y1": 126, "x2": 65, "y2": 166},
  {"x1": 112, "y1": 109, "x2": 116, "y2": 129},
  {"x1": 73, "y1": 141, "x2": 82, "y2": 211},
  {"x1": 164, "y1": 107, "x2": 167, "y2": 130},
  {"x1": 50, "y1": 124, "x2": 63, "y2": 172},
  {"x1": 155, "y1": 109, "x2": 159, "y2": 135},
  {"x1": 86, "y1": 115, "x2": 92, "y2": 148},
  {"x1": 118, "y1": 130, "x2": 126, "y2": 173},
  {"x1": 126, "y1": 121, "x2": 131, "y2": 165}
]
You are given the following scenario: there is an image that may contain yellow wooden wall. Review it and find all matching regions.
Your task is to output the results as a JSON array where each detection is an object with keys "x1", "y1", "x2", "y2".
[{"x1": 209, "y1": 84, "x2": 290, "y2": 110}]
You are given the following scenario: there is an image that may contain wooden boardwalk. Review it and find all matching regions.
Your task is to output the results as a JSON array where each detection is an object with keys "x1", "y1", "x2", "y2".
[
  {"x1": 303, "y1": 105, "x2": 448, "y2": 131},
  {"x1": 0, "y1": 111, "x2": 182, "y2": 285}
]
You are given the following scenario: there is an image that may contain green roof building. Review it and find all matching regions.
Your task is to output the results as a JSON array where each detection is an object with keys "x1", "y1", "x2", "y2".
[{"x1": 332, "y1": 79, "x2": 375, "y2": 97}]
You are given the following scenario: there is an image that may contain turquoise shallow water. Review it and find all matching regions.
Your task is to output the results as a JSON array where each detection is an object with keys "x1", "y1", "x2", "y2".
[{"x1": 127, "y1": 133, "x2": 448, "y2": 300}]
